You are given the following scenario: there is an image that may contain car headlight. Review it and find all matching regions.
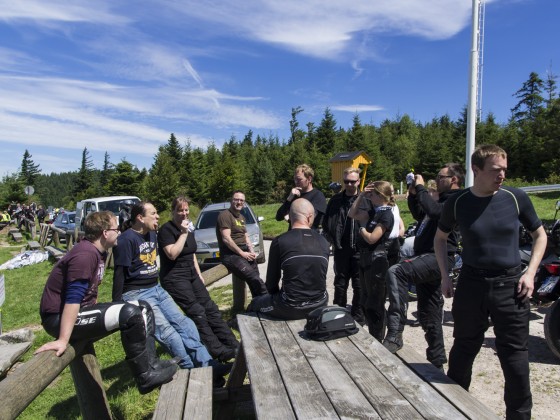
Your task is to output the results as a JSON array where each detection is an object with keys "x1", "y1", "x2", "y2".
[
  {"x1": 249, "y1": 233, "x2": 259, "y2": 245},
  {"x1": 196, "y1": 241, "x2": 210, "y2": 249}
]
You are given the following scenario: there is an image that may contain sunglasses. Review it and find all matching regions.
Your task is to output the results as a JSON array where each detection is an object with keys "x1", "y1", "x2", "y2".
[{"x1": 343, "y1": 179, "x2": 359, "y2": 184}]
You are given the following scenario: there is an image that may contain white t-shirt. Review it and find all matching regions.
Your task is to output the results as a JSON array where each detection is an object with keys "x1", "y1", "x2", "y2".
[{"x1": 389, "y1": 205, "x2": 401, "y2": 239}]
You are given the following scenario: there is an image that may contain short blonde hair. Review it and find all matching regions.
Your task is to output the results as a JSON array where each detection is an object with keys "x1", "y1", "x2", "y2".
[{"x1": 295, "y1": 164, "x2": 314, "y2": 179}]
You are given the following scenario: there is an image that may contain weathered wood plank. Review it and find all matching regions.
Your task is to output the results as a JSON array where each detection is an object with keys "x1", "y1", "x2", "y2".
[
  {"x1": 27, "y1": 240, "x2": 41, "y2": 250},
  {"x1": 153, "y1": 369, "x2": 189, "y2": 420},
  {"x1": 237, "y1": 314, "x2": 296, "y2": 420},
  {"x1": 349, "y1": 328, "x2": 466, "y2": 419},
  {"x1": 287, "y1": 319, "x2": 381, "y2": 419},
  {"x1": 202, "y1": 264, "x2": 230, "y2": 286},
  {"x1": 10, "y1": 231, "x2": 23, "y2": 242},
  {"x1": 261, "y1": 317, "x2": 339, "y2": 419},
  {"x1": 327, "y1": 329, "x2": 423, "y2": 420},
  {"x1": 397, "y1": 345, "x2": 500, "y2": 420},
  {"x1": 184, "y1": 366, "x2": 212, "y2": 420},
  {"x1": 45, "y1": 245, "x2": 65, "y2": 260}
]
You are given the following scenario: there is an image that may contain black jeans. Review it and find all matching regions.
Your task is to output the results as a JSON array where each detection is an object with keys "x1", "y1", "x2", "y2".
[
  {"x1": 448, "y1": 266, "x2": 531, "y2": 420},
  {"x1": 248, "y1": 292, "x2": 328, "y2": 320},
  {"x1": 359, "y1": 250, "x2": 388, "y2": 341},
  {"x1": 385, "y1": 253, "x2": 452, "y2": 367},
  {"x1": 221, "y1": 254, "x2": 267, "y2": 298},
  {"x1": 161, "y1": 266, "x2": 239, "y2": 360},
  {"x1": 333, "y1": 246, "x2": 363, "y2": 319}
]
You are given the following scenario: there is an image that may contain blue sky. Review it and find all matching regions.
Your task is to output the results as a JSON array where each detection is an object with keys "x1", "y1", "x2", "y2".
[{"x1": 0, "y1": 0, "x2": 558, "y2": 177}]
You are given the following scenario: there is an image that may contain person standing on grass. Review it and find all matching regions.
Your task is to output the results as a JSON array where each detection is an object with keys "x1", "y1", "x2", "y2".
[
  {"x1": 37, "y1": 211, "x2": 177, "y2": 395},
  {"x1": 435, "y1": 145, "x2": 547, "y2": 419}
]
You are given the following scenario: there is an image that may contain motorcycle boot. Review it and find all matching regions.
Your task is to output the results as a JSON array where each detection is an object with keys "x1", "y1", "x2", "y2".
[
  {"x1": 382, "y1": 332, "x2": 403, "y2": 354},
  {"x1": 127, "y1": 349, "x2": 178, "y2": 394}
]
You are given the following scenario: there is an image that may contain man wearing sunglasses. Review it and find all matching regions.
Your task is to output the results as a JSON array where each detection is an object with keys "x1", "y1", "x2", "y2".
[
  {"x1": 383, "y1": 163, "x2": 464, "y2": 371},
  {"x1": 322, "y1": 167, "x2": 366, "y2": 325}
]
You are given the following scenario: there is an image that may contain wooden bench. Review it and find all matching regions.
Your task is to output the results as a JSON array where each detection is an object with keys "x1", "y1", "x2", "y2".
[
  {"x1": 27, "y1": 240, "x2": 41, "y2": 250},
  {"x1": 153, "y1": 367, "x2": 213, "y2": 420},
  {"x1": 45, "y1": 245, "x2": 65, "y2": 260},
  {"x1": 396, "y1": 345, "x2": 498, "y2": 419},
  {"x1": 9, "y1": 228, "x2": 22, "y2": 243}
]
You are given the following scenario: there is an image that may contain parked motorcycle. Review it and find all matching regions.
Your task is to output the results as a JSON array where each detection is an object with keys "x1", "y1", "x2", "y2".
[{"x1": 522, "y1": 208, "x2": 560, "y2": 359}]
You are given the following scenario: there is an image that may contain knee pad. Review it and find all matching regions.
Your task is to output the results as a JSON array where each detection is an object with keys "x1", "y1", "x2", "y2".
[{"x1": 119, "y1": 303, "x2": 144, "y2": 331}]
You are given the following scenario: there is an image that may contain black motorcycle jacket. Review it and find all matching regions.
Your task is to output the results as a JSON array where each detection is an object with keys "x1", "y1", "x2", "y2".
[{"x1": 323, "y1": 192, "x2": 363, "y2": 250}]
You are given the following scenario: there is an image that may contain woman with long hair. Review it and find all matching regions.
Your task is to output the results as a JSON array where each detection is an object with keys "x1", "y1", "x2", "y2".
[{"x1": 349, "y1": 181, "x2": 395, "y2": 341}]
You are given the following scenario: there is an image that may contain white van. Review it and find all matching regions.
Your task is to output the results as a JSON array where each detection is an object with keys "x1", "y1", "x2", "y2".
[{"x1": 75, "y1": 196, "x2": 140, "y2": 229}]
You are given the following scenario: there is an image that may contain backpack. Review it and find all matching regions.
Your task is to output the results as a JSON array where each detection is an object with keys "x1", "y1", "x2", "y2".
[{"x1": 304, "y1": 306, "x2": 359, "y2": 341}]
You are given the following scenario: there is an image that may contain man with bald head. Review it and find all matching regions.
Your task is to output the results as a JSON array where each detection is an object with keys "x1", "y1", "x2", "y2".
[{"x1": 248, "y1": 198, "x2": 330, "y2": 320}]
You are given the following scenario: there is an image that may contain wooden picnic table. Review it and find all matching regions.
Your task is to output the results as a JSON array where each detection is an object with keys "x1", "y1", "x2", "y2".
[{"x1": 224, "y1": 313, "x2": 499, "y2": 420}]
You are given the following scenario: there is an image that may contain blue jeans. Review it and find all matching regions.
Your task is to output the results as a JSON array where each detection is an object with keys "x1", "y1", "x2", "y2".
[{"x1": 122, "y1": 284, "x2": 212, "y2": 369}]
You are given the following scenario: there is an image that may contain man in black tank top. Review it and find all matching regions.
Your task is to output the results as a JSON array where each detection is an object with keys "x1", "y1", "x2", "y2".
[{"x1": 435, "y1": 145, "x2": 547, "y2": 420}]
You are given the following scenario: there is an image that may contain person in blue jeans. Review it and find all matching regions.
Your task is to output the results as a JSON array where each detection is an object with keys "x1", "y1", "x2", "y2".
[{"x1": 113, "y1": 201, "x2": 231, "y2": 385}]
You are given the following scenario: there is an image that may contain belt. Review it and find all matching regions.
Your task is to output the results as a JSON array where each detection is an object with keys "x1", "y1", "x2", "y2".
[{"x1": 462, "y1": 264, "x2": 522, "y2": 277}]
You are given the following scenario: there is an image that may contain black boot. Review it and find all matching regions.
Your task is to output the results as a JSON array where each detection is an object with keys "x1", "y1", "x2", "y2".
[
  {"x1": 382, "y1": 332, "x2": 403, "y2": 354},
  {"x1": 127, "y1": 349, "x2": 178, "y2": 394},
  {"x1": 146, "y1": 335, "x2": 181, "y2": 369}
]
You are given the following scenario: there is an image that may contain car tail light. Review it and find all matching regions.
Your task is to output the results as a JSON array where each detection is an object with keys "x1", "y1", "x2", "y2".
[{"x1": 544, "y1": 262, "x2": 560, "y2": 276}]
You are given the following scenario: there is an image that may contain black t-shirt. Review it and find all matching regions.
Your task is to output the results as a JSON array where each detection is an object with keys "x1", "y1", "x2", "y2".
[
  {"x1": 158, "y1": 221, "x2": 197, "y2": 282},
  {"x1": 113, "y1": 229, "x2": 159, "y2": 292},
  {"x1": 266, "y1": 228, "x2": 329, "y2": 304},
  {"x1": 276, "y1": 188, "x2": 327, "y2": 230},
  {"x1": 356, "y1": 206, "x2": 394, "y2": 251},
  {"x1": 439, "y1": 186, "x2": 542, "y2": 270}
]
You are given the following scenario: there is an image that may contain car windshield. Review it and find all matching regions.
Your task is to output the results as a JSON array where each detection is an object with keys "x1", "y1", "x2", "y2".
[
  {"x1": 98, "y1": 199, "x2": 139, "y2": 214},
  {"x1": 68, "y1": 214, "x2": 75, "y2": 223},
  {"x1": 197, "y1": 207, "x2": 255, "y2": 229}
]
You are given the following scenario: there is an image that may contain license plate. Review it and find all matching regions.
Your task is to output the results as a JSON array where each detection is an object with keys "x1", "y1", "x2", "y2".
[
  {"x1": 538, "y1": 276, "x2": 560, "y2": 295},
  {"x1": 213, "y1": 251, "x2": 220, "y2": 258}
]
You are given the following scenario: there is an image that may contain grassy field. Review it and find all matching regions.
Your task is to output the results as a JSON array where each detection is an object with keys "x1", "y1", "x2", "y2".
[{"x1": 0, "y1": 191, "x2": 558, "y2": 418}]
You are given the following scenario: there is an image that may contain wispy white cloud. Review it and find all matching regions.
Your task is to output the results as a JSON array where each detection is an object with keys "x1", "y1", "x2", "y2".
[
  {"x1": 331, "y1": 105, "x2": 385, "y2": 113},
  {"x1": 0, "y1": 0, "x2": 128, "y2": 25}
]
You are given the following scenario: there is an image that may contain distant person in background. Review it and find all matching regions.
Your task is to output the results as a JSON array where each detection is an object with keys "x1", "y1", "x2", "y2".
[
  {"x1": 323, "y1": 167, "x2": 365, "y2": 324},
  {"x1": 349, "y1": 181, "x2": 395, "y2": 341},
  {"x1": 276, "y1": 164, "x2": 327, "y2": 232},
  {"x1": 119, "y1": 200, "x2": 133, "y2": 232},
  {"x1": 36, "y1": 205, "x2": 47, "y2": 224},
  {"x1": 36, "y1": 211, "x2": 177, "y2": 394},
  {"x1": 159, "y1": 196, "x2": 239, "y2": 362},
  {"x1": 249, "y1": 199, "x2": 329, "y2": 320}
]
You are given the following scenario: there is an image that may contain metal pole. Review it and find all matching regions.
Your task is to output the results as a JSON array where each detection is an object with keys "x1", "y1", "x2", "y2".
[{"x1": 465, "y1": 0, "x2": 480, "y2": 187}]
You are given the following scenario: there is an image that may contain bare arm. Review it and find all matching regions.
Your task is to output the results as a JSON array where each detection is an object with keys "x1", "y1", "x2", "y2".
[
  {"x1": 162, "y1": 221, "x2": 190, "y2": 261},
  {"x1": 221, "y1": 228, "x2": 256, "y2": 261},
  {"x1": 517, "y1": 225, "x2": 547, "y2": 300},
  {"x1": 360, "y1": 225, "x2": 386, "y2": 245},
  {"x1": 398, "y1": 217, "x2": 405, "y2": 237},
  {"x1": 34, "y1": 303, "x2": 80, "y2": 356},
  {"x1": 348, "y1": 188, "x2": 373, "y2": 223},
  {"x1": 434, "y1": 228, "x2": 452, "y2": 298},
  {"x1": 193, "y1": 254, "x2": 205, "y2": 284}
]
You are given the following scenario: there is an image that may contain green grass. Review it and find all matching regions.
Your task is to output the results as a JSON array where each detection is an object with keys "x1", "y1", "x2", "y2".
[{"x1": 0, "y1": 191, "x2": 557, "y2": 418}]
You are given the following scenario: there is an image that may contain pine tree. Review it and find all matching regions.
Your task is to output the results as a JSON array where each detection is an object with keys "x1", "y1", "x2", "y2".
[
  {"x1": 511, "y1": 72, "x2": 545, "y2": 122},
  {"x1": 19, "y1": 149, "x2": 41, "y2": 186},
  {"x1": 74, "y1": 148, "x2": 94, "y2": 197},
  {"x1": 315, "y1": 107, "x2": 337, "y2": 156}
]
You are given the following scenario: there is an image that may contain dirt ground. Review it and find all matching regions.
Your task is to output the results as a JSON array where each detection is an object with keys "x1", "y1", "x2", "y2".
[{"x1": 404, "y1": 297, "x2": 560, "y2": 419}]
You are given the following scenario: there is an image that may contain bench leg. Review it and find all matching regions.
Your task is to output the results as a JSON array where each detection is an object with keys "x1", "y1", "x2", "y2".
[
  {"x1": 215, "y1": 345, "x2": 248, "y2": 420},
  {"x1": 69, "y1": 343, "x2": 112, "y2": 420}
]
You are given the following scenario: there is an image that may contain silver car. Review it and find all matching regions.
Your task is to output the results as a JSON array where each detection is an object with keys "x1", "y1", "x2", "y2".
[{"x1": 194, "y1": 202, "x2": 265, "y2": 270}]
